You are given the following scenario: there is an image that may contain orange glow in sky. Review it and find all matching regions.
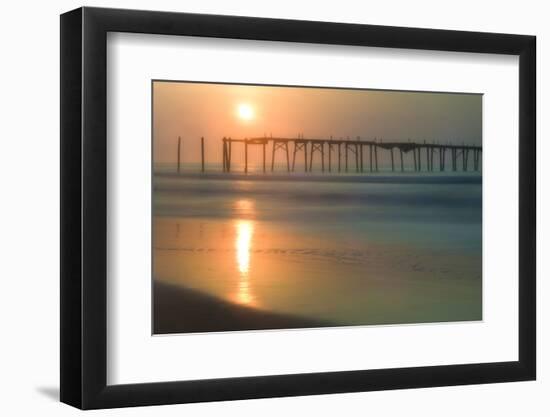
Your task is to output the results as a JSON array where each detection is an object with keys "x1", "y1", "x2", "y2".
[{"x1": 153, "y1": 81, "x2": 482, "y2": 165}]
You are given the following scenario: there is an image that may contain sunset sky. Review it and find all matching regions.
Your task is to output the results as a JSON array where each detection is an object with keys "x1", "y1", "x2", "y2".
[{"x1": 152, "y1": 81, "x2": 482, "y2": 165}]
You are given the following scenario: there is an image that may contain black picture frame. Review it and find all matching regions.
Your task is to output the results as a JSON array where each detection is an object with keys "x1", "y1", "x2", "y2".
[{"x1": 60, "y1": 6, "x2": 536, "y2": 410}]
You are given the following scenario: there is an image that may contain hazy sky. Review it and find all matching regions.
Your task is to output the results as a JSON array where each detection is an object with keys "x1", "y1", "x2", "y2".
[{"x1": 153, "y1": 81, "x2": 482, "y2": 165}]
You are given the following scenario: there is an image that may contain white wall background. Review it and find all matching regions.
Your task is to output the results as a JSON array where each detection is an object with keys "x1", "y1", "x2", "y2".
[{"x1": 0, "y1": 0, "x2": 545, "y2": 415}]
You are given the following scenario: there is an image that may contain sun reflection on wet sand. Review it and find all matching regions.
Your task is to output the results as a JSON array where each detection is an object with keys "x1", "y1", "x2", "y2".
[{"x1": 236, "y1": 220, "x2": 253, "y2": 274}]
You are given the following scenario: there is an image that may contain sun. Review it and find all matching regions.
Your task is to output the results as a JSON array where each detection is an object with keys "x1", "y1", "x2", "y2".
[{"x1": 237, "y1": 103, "x2": 254, "y2": 121}]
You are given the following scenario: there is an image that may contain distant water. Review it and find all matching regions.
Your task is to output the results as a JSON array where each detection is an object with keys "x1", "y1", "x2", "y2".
[{"x1": 153, "y1": 168, "x2": 482, "y2": 331}]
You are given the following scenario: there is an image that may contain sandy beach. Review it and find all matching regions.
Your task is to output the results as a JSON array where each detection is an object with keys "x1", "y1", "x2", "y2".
[{"x1": 154, "y1": 280, "x2": 334, "y2": 333}]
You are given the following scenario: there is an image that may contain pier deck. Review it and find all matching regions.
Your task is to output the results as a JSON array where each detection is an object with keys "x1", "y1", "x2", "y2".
[{"x1": 220, "y1": 136, "x2": 482, "y2": 173}]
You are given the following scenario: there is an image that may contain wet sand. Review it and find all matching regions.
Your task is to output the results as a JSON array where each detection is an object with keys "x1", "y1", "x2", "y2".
[{"x1": 154, "y1": 280, "x2": 334, "y2": 334}]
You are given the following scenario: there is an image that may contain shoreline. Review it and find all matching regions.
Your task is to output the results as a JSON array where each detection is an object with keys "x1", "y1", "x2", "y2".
[{"x1": 154, "y1": 280, "x2": 336, "y2": 334}]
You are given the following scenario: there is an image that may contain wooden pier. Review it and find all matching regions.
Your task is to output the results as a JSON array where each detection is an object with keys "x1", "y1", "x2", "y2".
[{"x1": 221, "y1": 136, "x2": 482, "y2": 174}]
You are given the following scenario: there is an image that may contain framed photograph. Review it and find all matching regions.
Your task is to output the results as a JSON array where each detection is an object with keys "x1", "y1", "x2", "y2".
[{"x1": 60, "y1": 7, "x2": 536, "y2": 409}]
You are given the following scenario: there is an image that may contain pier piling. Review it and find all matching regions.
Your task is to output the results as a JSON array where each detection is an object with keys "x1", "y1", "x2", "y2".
[
  {"x1": 271, "y1": 140, "x2": 290, "y2": 172},
  {"x1": 451, "y1": 148, "x2": 457, "y2": 171},
  {"x1": 222, "y1": 139, "x2": 226, "y2": 172},
  {"x1": 262, "y1": 142, "x2": 267, "y2": 174},
  {"x1": 309, "y1": 142, "x2": 325, "y2": 172},
  {"x1": 369, "y1": 145, "x2": 373, "y2": 172},
  {"x1": 344, "y1": 142, "x2": 349, "y2": 172},
  {"x1": 463, "y1": 148, "x2": 469, "y2": 171},
  {"x1": 328, "y1": 140, "x2": 332, "y2": 172},
  {"x1": 338, "y1": 142, "x2": 342, "y2": 172}
]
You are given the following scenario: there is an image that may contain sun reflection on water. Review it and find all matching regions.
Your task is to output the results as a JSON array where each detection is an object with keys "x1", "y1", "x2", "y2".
[
  {"x1": 233, "y1": 198, "x2": 255, "y2": 218},
  {"x1": 234, "y1": 208, "x2": 255, "y2": 306}
]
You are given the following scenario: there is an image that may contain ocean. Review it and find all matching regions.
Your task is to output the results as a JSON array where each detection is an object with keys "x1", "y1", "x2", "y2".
[{"x1": 153, "y1": 166, "x2": 482, "y2": 332}]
